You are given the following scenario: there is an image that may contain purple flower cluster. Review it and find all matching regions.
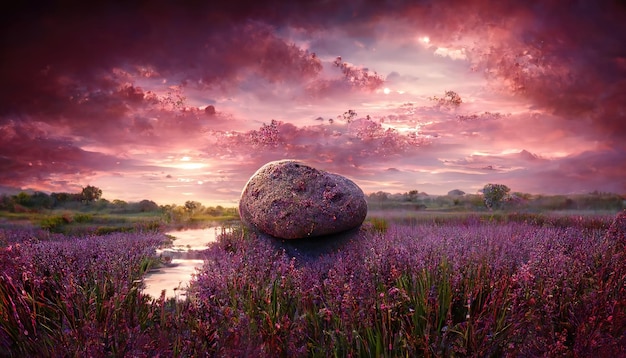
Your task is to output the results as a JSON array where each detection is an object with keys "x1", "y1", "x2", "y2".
[
  {"x1": 186, "y1": 212, "x2": 626, "y2": 356},
  {"x1": 1, "y1": 211, "x2": 624, "y2": 356},
  {"x1": 0, "y1": 229, "x2": 167, "y2": 356}
]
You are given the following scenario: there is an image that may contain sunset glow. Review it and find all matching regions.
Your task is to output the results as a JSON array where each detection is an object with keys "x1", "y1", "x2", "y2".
[{"x1": 1, "y1": 1, "x2": 625, "y2": 206}]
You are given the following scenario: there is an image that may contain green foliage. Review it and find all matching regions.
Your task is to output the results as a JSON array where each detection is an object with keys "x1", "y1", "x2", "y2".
[
  {"x1": 161, "y1": 204, "x2": 239, "y2": 225},
  {"x1": 39, "y1": 215, "x2": 68, "y2": 232},
  {"x1": 482, "y1": 184, "x2": 511, "y2": 209},
  {"x1": 51, "y1": 192, "x2": 79, "y2": 203},
  {"x1": 81, "y1": 185, "x2": 102, "y2": 202},
  {"x1": 15, "y1": 192, "x2": 31, "y2": 206},
  {"x1": 367, "y1": 189, "x2": 623, "y2": 214},
  {"x1": 137, "y1": 200, "x2": 159, "y2": 212},
  {"x1": 111, "y1": 199, "x2": 128, "y2": 208},
  {"x1": 73, "y1": 213, "x2": 93, "y2": 223},
  {"x1": 184, "y1": 200, "x2": 201, "y2": 214}
]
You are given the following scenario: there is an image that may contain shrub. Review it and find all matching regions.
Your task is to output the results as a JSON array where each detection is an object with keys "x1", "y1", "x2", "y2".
[
  {"x1": 73, "y1": 213, "x2": 93, "y2": 223},
  {"x1": 39, "y1": 216, "x2": 66, "y2": 232}
]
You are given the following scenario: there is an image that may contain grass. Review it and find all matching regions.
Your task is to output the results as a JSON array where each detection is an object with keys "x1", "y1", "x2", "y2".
[
  {"x1": 0, "y1": 210, "x2": 624, "y2": 356},
  {"x1": 1, "y1": 208, "x2": 240, "y2": 235}
]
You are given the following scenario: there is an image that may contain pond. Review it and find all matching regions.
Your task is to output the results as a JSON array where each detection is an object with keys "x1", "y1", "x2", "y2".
[{"x1": 142, "y1": 226, "x2": 230, "y2": 300}]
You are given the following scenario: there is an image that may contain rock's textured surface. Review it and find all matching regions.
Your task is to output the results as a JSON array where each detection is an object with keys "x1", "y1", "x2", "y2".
[{"x1": 239, "y1": 160, "x2": 368, "y2": 239}]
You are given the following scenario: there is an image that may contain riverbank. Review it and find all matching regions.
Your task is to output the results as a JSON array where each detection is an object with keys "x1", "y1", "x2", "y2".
[{"x1": 142, "y1": 226, "x2": 232, "y2": 300}]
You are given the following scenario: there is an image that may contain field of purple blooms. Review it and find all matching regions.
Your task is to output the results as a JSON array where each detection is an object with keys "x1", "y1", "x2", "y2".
[{"x1": 1, "y1": 211, "x2": 625, "y2": 357}]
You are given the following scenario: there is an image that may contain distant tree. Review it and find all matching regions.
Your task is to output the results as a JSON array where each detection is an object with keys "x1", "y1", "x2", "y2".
[
  {"x1": 0, "y1": 194, "x2": 12, "y2": 210},
  {"x1": 184, "y1": 200, "x2": 202, "y2": 214},
  {"x1": 368, "y1": 191, "x2": 389, "y2": 202},
  {"x1": 30, "y1": 192, "x2": 54, "y2": 209},
  {"x1": 14, "y1": 192, "x2": 32, "y2": 207},
  {"x1": 112, "y1": 199, "x2": 128, "y2": 208},
  {"x1": 11, "y1": 191, "x2": 56, "y2": 210},
  {"x1": 138, "y1": 199, "x2": 159, "y2": 212},
  {"x1": 482, "y1": 183, "x2": 511, "y2": 209},
  {"x1": 166, "y1": 205, "x2": 189, "y2": 222},
  {"x1": 447, "y1": 189, "x2": 465, "y2": 196},
  {"x1": 204, "y1": 205, "x2": 228, "y2": 216},
  {"x1": 93, "y1": 198, "x2": 110, "y2": 210},
  {"x1": 466, "y1": 194, "x2": 486, "y2": 209},
  {"x1": 51, "y1": 192, "x2": 74, "y2": 203},
  {"x1": 81, "y1": 185, "x2": 102, "y2": 202},
  {"x1": 406, "y1": 190, "x2": 419, "y2": 201}
]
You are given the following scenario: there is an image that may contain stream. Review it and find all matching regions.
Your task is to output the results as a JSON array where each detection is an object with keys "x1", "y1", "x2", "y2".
[{"x1": 142, "y1": 226, "x2": 229, "y2": 300}]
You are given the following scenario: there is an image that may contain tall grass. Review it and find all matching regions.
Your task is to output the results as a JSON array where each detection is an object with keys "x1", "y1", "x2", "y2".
[
  {"x1": 0, "y1": 230, "x2": 172, "y2": 356},
  {"x1": 186, "y1": 212, "x2": 625, "y2": 356},
  {"x1": 0, "y1": 211, "x2": 624, "y2": 356}
]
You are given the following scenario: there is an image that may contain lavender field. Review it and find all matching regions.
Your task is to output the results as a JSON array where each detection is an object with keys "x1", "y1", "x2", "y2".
[{"x1": 2, "y1": 211, "x2": 625, "y2": 357}]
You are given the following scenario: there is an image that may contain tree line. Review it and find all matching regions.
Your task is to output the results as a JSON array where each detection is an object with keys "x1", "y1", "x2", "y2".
[
  {"x1": 367, "y1": 184, "x2": 625, "y2": 212},
  {"x1": 1, "y1": 185, "x2": 104, "y2": 211},
  {"x1": 0, "y1": 186, "x2": 240, "y2": 228}
]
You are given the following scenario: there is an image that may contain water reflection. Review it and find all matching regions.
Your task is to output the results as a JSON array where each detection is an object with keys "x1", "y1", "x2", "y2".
[{"x1": 142, "y1": 227, "x2": 227, "y2": 300}]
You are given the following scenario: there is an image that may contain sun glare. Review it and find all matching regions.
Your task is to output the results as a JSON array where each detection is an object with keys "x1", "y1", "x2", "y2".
[
  {"x1": 169, "y1": 156, "x2": 208, "y2": 170},
  {"x1": 383, "y1": 87, "x2": 391, "y2": 95},
  {"x1": 177, "y1": 162, "x2": 207, "y2": 170}
]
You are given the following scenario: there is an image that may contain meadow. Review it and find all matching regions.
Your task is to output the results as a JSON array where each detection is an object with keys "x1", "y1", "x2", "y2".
[{"x1": 1, "y1": 210, "x2": 625, "y2": 357}]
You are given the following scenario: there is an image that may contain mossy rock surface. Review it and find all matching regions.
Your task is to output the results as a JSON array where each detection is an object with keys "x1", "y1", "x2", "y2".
[{"x1": 239, "y1": 160, "x2": 367, "y2": 239}]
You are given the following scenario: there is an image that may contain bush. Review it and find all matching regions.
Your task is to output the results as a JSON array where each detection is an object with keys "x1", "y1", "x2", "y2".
[
  {"x1": 39, "y1": 216, "x2": 66, "y2": 232},
  {"x1": 73, "y1": 213, "x2": 93, "y2": 223}
]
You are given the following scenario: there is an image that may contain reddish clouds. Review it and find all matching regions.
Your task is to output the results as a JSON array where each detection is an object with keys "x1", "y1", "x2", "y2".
[{"x1": 1, "y1": 1, "x2": 625, "y2": 204}]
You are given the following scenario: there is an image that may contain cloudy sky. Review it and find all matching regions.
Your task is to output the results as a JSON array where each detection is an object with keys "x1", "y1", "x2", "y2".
[{"x1": 1, "y1": 0, "x2": 625, "y2": 206}]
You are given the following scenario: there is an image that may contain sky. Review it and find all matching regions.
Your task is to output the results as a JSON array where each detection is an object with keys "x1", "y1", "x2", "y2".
[{"x1": 1, "y1": 0, "x2": 625, "y2": 206}]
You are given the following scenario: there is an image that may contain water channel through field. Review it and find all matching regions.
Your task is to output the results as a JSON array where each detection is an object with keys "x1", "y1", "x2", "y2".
[{"x1": 142, "y1": 226, "x2": 230, "y2": 300}]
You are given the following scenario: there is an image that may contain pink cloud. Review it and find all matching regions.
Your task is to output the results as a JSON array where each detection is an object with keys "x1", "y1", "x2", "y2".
[
  {"x1": 1, "y1": 1, "x2": 624, "y2": 202},
  {"x1": 0, "y1": 121, "x2": 124, "y2": 190},
  {"x1": 206, "y1": 117, "x2": 429, "y2": 174}
]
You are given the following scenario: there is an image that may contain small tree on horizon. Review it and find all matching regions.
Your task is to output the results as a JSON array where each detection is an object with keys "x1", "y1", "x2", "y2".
[
  {"x1": 447, "y1": 189, "x2": 466, "y2": 196},
  {"x1": 482, "y1": 183, "x2": 510, "y2": 210},
  {"x1": 184, "y1": 200, "x2": 202, "y2": 215},
  {"x1": 81, "y1": 185, "x2": 102, "y2": 203}
]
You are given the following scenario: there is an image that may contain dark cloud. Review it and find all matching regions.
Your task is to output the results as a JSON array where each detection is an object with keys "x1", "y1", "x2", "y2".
[
  {"x1": 455, "y1": 1, "x2": 626, "y2": 144},
  {"x1": 0, "y1": 121, "x2": 123, "y2": 188},
  {"x1": 1, "y1": 0, "x2": 624, "y2": 199},
  {"x1": 0, "y1": 3, "x2": 327, "y2": 117}
]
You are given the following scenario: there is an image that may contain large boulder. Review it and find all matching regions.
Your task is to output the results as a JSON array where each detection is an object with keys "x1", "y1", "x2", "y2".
[{"x1": 239, "y1": 160, "x2": 368, "y2": 239}]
